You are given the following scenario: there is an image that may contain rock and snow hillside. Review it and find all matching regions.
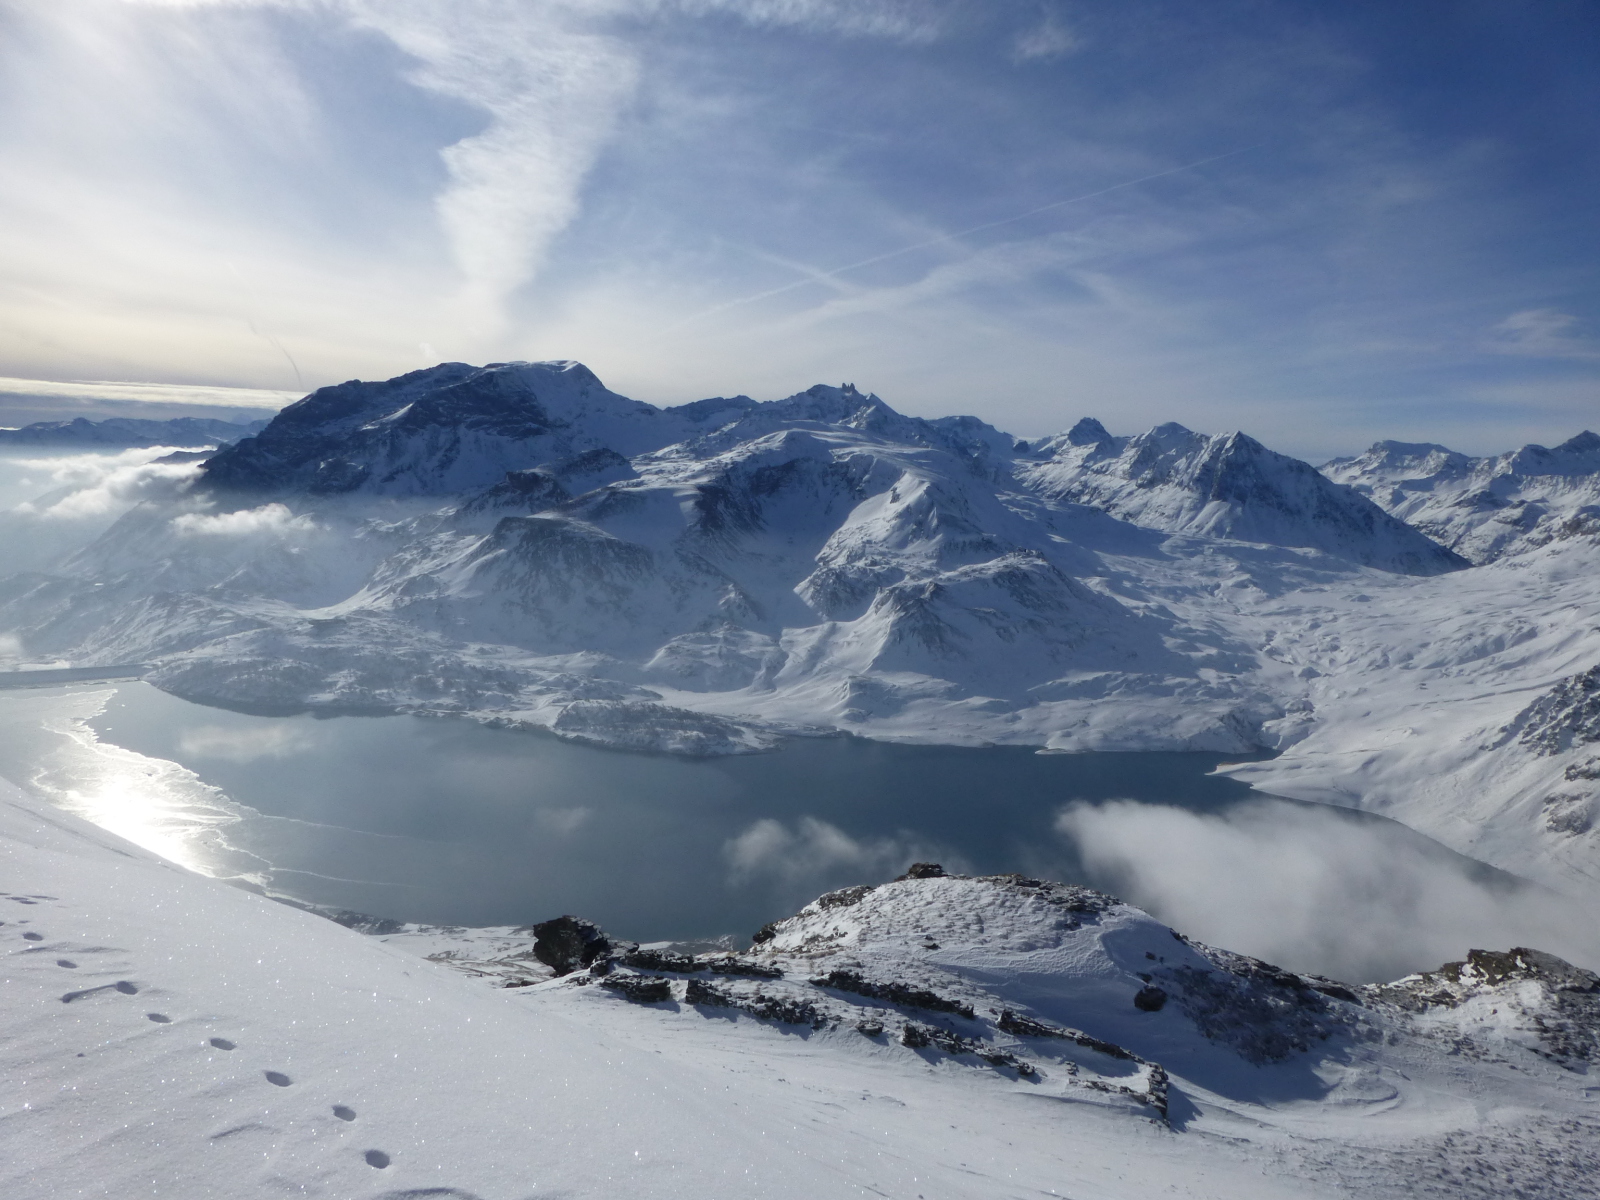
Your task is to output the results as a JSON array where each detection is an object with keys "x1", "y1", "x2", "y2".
[
  {"x1": 5, "y1": 781, "x2": 1598, "y2": 1199},
  {"x1": 1323, "y1": 431, "x2": 1600, "y2": 563},
  {"x1": 1020, "y1": 419, "x2": 1466, "y2": 575},
  {"x1": 2, "y1": 360, "x2": 1600, "y2": 901},
  {"x1": 0, "y1": 415, "x2": 268, "y2": 450}
]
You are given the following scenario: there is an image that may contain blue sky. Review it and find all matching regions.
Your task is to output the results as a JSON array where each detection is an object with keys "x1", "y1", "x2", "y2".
[{"x1": 0, "y1": 0, "x2": 1595, "y2": 459}]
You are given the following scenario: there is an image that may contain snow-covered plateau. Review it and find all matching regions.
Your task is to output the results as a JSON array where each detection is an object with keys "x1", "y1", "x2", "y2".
[
  {"x1": 5, "y1": 780, "x2": 1599, "y2": 1199},
  {"x1": 1, "y1": 360, "x2": 1598, "y2": 907}
]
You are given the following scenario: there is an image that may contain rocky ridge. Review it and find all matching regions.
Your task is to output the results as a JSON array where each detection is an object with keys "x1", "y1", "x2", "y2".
[
  {"x1": 1020, "y1": 419, "x2": 1466, "y2": 574},
  {"x1": 1322, "y1": 431, "x2": 1600, "y2": 563},
  {"x1": 361, "y1": 865, "x2": 1600, "y2": 1148},
  {"x1": 0, "y1": 415, "x2": 267, "y2": 449}
]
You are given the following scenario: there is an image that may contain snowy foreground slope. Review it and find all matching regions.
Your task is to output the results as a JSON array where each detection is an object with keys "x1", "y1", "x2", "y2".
[
  {"x1": 5, "y1": 779, "x2": 1599, "y2": 1200},
  {"x1": 1, "y1": 360, "x2": 1599, "y2": 899}
]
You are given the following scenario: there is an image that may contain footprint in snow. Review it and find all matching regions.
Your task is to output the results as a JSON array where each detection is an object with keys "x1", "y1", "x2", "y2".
[
  {"x1": 57, "y1": 959, "x2": 77, "y2": 968},
  {"x1": 332, "y1": 1106, "x2": 356, "y2": 1122},
  {"x1": 264, "y1": 1071, "x2": 292, "y2": 1087},
  {"x1": 209, "y1": 1038, "x2": 236, "y2": 1051},
  {"x1": 22, "y1": 932, "x2": 42, "y2": 941},
  {"x1": 147, "y1": 1013, "x2": 171, "y2": 1023},
  {"x1": 364, "y1": 1150, "x2": 390, "y2": 1169},
  {"x1": 60, "y1": 980, "x2": 138, "y2": 1003}
]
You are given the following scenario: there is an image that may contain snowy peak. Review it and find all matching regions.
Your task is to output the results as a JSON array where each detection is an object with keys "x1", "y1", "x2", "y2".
[
  {"x1": 1322, "y1": 440, "x2": 1476, "y2": 483},
  {"x1": 763, "y1": 382, "x2": 888, "y2": 427},
  {"x1": 1324, "y1": 430, "x2": 1600, "y2": 562},
  {"x1": 1067, "y1": 416, "x2": 1115, "y2": 448},
  {"x1": 664, "y1": 381, "x2": 1011, "y2": 473},
  {"x1": 1505, "y1": 429, "x2": 1600, "y2": 475},
  {"x1": 1018, "y1": 421, "x2": 1465, "y2": 574},
  {"x1": 202, "y1": 360, "x2": 671, "y2": 498}
]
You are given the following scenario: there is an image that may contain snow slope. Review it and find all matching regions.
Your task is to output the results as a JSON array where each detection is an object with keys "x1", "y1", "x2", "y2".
[
  {"x1": 5, "y1": 781, "x2": 1598, "y2": 1200},
  {"x1": 1322, "y1": 431, "x2": 1600, "y2": 563},
  {"x1": 3, "y1": 360, "x2": 1600, "y2": 901}
]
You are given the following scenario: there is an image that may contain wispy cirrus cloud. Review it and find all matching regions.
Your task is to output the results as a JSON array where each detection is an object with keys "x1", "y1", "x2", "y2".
[
  {"x1": 1013, "y1": 11, "x2": 1078, "y2": 61},
  {"x1": 2, "y1": 1, "x2": 1597, "y2": 460},
  {"x1": 1485, "y1": 308, "x2": 1600, "y2": 361}
]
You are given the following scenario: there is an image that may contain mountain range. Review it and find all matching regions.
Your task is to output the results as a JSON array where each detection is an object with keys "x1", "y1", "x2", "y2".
[
  {"x1": 1, "y1": 360, "x2": 1597, "y2": 904},
  {"x1": 0, "y1": 414, "x2": 268, "y2": 449}
]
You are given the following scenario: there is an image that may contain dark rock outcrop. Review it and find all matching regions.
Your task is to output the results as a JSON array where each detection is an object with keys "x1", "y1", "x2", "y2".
[
  {"x1": 1519, "y1": 665, "x2": 1600, "y2": 755},
  {"x1": 811, "y1": 969, "x2": 976, "y2": 1019},
  {"x1": 529, "y1": 915, "x2": 628, "y2": 976}
]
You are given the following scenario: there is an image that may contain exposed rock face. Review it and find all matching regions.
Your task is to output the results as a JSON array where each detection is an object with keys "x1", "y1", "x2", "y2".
[
  {"x1": 811, "y1": 968, "x2": 975, "y2": 1018},
  {"x1": 1368, "y1": 948, "x2": 1600, "y2": 1070},
  {"x1": 355, "y1": 868, "x2": 1600, "y2": 1165},
  {"x1": 529, "y1": 915, "x2": 630, "y2": 976},
  {"x1": 599, "y1": 974, "x2": 674, "y2": 1004},
  {"x1": 566, "y1": 870, "x2": 1172, "y2": 1115},
  {"x1": 200, "y1": 362, "x2": 642, "y2": 497},
  {"x1": 1133, "y1": 985, "x2": 1168, "y2": 1012},
  {"x1": 1159, "y1": 946, "x2": 1356, "y2": 1064},
  {"x1": 1323, "y1": 431, "x2": 1600, "y2": 563},
  {"x1": 1019, "y1": 421, "x2": 1465, "y2": 574},
  {"x1": 1519, "y1": 664, "x2": 1600, "y2": 755},
  {"x1": 1376, "y1": 947, "x2": 1600, "y2": 1002}
]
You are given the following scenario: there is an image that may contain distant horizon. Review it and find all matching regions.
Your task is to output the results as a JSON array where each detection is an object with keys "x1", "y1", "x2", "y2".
[
  {"x1": 3, "y1": 3, "x2": 1597, "y2": 467},
  {"x1": 1, "y1": 361, "x2": 1595, "y2": 467}
]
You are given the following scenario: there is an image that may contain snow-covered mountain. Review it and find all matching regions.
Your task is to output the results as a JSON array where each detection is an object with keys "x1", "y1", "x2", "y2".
[
  {"x1": 4, "y1": 360, "x2": 1600, "y2": 904},
  {"x1": 1322, "y1": 431, "x2": 1600, "y2": 563},
  {"x1": 1019, "y1": 418, "x2": 1467, "y2": 574},
  {"x1": 0, "y1": 415, "x2": 268, "y2": 450},
  {"x1": 200, "y1": 361, "x2": 712, "y2": 497},
  {"x1": 6, "y1": 780, "x2": 1597, "y2": 1199}
]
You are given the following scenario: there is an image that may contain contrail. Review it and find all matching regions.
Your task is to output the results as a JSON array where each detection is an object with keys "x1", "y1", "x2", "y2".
[{"x1": 675, "y1": 145, "x2": 1262, "y2": 326}]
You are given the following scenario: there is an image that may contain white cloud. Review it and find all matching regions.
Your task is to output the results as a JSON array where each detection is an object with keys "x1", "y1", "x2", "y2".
[
  {"x1": 1013, "y1": 13, "x2": 1078, "y2": 62},
  {"x1": 1057, "y1": 800, "x2": 1600, "y2": 983},
  {"x1": 345, "y1": 1, "x2": 641, "y2": 324},
  {"x1": 678, "y1": 0, "x2": 946, "y2": 42},
  {"x1": 0, "y1": 0, "x2": 937, "y2": 383},
  {"x1": 12, "y1": 450, "x2": 202, "y2": 519},
  {"x1": 341, "y1": 0, "x2": 942, "y2": 322},
  {"x1": 0, "y1": 376, "x2": 297, "y2": 410},
  {"x1": 724, "y1": 815, "x2": 929, "y2": 887},
  {"x1": 170, "y1": 502, "x2": 315, "y2": 537},
  {"x1": 176, "y1": 722, "x2": 316, "y2": 762},
  {"x1": 1486, "y1": 308, "x2": 1600, "y2": 360}
]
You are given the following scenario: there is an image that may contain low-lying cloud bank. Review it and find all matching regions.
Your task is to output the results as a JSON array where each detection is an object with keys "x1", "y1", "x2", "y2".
[
  {"x1": 0, "y1": 450, "x2": 202, "y2": 573},
  {"x1": 725, "y1": 816, "x2": 954, "y2": 913},
  {"x1": 1059, "y1": 799, "x2": 1600, "y2": 983},
  {"x1": 170, "y1": 502, "x2": 315, "y2": 538}
]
